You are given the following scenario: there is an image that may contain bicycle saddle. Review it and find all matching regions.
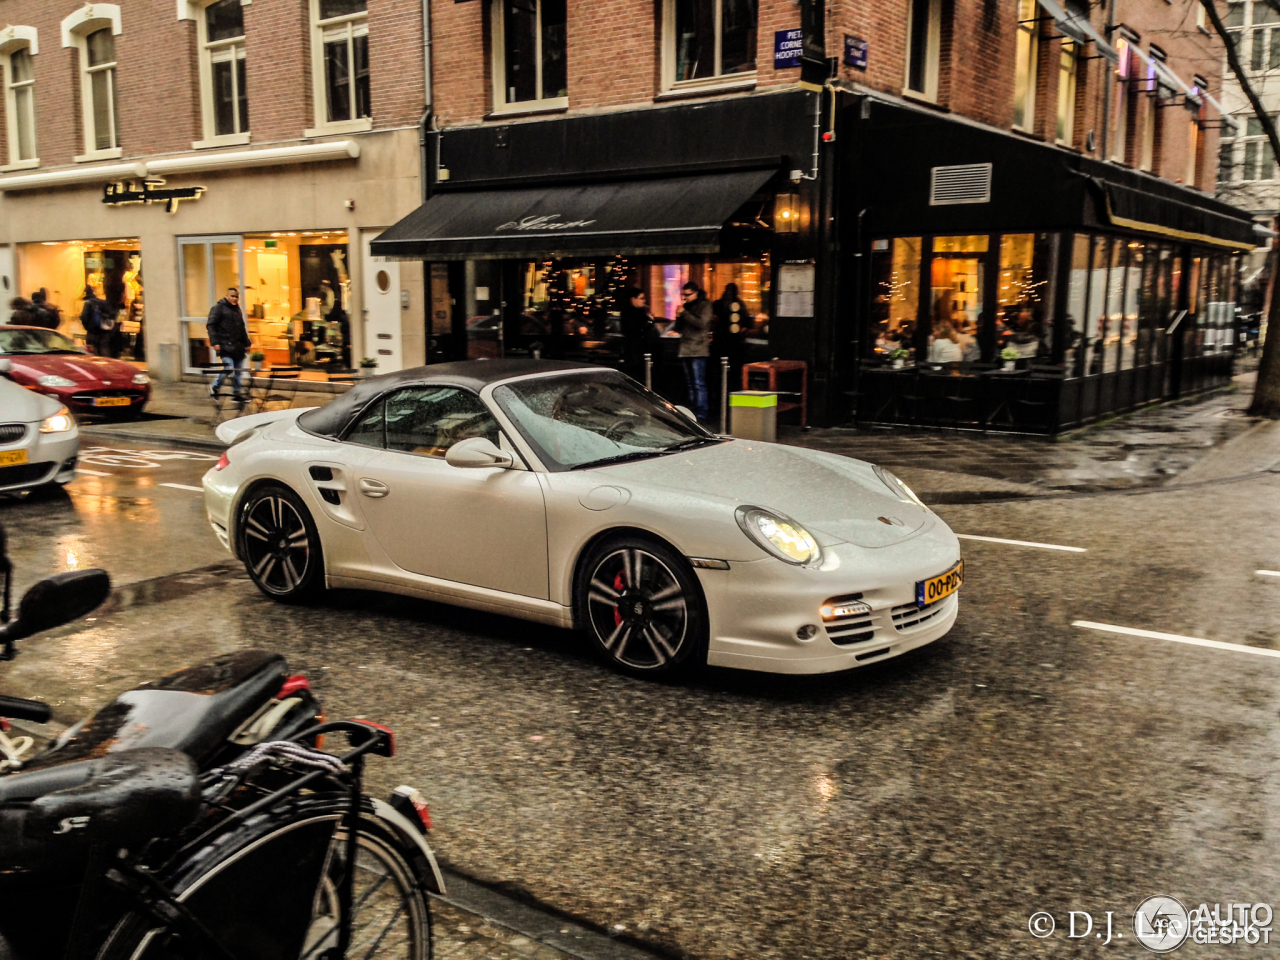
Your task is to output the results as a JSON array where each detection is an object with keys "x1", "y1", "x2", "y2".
[
  {"x1": 0, "y1": 748, "x2": 199, "y2": 870},
  {"x1": 23, "y1": 650, "x2": 288, "y2": 771}
]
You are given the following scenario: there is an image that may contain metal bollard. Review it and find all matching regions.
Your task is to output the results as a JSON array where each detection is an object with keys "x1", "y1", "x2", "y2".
[
  {"x1": 719, "y1": 356, "x2": 729, "y2": 434},
  {"x1": 644, "y1": 353, "x2": 652, "y2": 391}
]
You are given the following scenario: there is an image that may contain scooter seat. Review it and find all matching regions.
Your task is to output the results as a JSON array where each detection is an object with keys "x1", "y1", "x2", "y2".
[{"x1": 22, "y1": 650, "x2": 289, "y2": 771}]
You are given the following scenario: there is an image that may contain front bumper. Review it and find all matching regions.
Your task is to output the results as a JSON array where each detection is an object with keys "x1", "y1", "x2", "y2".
[
  {"x1": 0, "y1": 426, "x2": 79, "y2": 494},
  {"x1": 698, "y1": 524, "x2": 961, "y2": 675}
]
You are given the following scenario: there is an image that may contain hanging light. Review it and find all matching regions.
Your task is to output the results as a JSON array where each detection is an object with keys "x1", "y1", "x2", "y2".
[{"x1": 775, "y1": 192, "x2": 800, "y2": 233}]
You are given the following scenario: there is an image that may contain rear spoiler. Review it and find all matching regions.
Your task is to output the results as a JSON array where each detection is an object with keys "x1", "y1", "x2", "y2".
[{"x1": 215, "y1": 408, "x2": 315, "y2": 445}]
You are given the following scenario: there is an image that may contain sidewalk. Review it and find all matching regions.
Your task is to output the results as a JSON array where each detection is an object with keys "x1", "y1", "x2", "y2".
[{"x1": 78, "y1": 369, "x2": 1280, "y2": 502}]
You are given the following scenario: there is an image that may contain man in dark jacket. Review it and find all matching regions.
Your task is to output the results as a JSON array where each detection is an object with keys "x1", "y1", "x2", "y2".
[
  {"x1": 29, "y1": 290, "x2": 61, "y2": 330},
  {"x1": 675, "y1": 282, "x2": 712, "y2": 421},
  {"x1": 80, "y1": 285, "x2": 112, "y2": 356},
  {"x1": 206, "y1": 287, "x2": 250, "y2": 399}
]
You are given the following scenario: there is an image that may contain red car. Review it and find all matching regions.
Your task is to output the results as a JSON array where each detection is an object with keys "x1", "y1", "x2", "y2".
[{"x1": 0, "y1": 325, "x2": 150, "y2": 419}]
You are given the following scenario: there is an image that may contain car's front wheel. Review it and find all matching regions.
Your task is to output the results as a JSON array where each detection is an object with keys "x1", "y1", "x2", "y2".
[
  {"x1": 238, "y1": 483, "x2": 324, "y2": 602},
  {"x1": 576, "y1": 534, "x2": 707, "y2": 677}
]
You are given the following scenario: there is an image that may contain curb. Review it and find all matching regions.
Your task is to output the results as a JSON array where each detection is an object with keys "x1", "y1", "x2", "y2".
[{"x1": 79, "y1": 422, "x2": 225, "y2": 451}]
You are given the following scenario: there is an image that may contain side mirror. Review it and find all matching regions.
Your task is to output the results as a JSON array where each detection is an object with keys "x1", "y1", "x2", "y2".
[
  {"x1": 674, "y1": 405, "x2": 697, "y2": 423},
  {"x1": 444, "y1": 437, "x2": 514, "y2": 469},
  {"x1": 2, "y1": 569, "x2": 112, "y2": 644}
]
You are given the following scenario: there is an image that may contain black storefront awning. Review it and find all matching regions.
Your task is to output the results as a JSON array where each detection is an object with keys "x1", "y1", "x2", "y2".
[
  {"x1": 369, "y1": 169, "x2": 778, "y2": 261},
  {"x1": 1098, "y1": 179, "x2": 1255, "y2": 250}
]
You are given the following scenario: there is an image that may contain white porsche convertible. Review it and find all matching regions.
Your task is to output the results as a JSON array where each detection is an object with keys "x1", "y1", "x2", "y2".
[{"x1": 204, "y1": 360, "x2": 962, "y2": 677}]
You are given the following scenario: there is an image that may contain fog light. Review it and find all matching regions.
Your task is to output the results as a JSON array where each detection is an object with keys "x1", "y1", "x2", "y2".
[{"x1": 796, "y1": 624, "x2": 819, "y2": 641}]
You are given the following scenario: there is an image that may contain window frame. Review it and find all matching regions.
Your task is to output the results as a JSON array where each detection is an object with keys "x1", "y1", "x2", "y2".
[
  {"x1": 193, "y1": 0, "x2": 250, "y2": 148},
  {"x1": 0, "y1": 29, "x2": 39, "y2": 171},
  {"x1": 306, "y1": 0, "x2": 372, "y2": 136},
  {"x1": 904, "y1": 0, "x2": 942, "y2": 102},
  {"x1": 660, "y1": 0, "x2": 759, "y2": 96},
  {"x1": 61, "y1": 6, "x2": 123, "y2": 162},
  {"x1": 1012, "y1": 0, "x2": 1038, "y2": 131},
  {"x1": 1056, "y1": 41, "x2": 1077, "y2": 145},
  {"x1": 491, "y1": 0, "x2": 571, "y2": 113}
]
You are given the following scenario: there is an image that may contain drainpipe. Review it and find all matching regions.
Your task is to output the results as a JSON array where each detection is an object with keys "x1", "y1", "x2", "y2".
[
  {"x1": 1100, "y1": 0, "x2": 1115, "y2": 161},
  {"x1": 418, "y1": 0, "x2": 434, "y2": 202}
]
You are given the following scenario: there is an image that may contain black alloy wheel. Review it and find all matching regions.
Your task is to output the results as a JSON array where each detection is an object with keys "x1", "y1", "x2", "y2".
[
  {"x1": 239, "y1": 484, "x2": 323, "y2": 602},
  {"x1": 577, "y1": 535, "x2": 707, "y2": 676}
]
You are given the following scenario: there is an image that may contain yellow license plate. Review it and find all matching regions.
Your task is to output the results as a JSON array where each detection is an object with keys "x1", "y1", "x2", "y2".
[
  {"x1": 0, "y1": 449, "x2": 28, "y2": 466},
  {"x1": 95, "y1": 397, "x2": 131, "y2": 407},
  {"x1": 917, "y1": 560, "x2": 963, "y2": 607}
]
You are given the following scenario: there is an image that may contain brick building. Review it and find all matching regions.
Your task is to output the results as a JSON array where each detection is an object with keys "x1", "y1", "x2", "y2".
[
  {"x1": 0, "y1": 0, "x2": 430, "y2": 381},
  {"x1": 371, "y1": 0, "x2": 1258, "y2": 431}
]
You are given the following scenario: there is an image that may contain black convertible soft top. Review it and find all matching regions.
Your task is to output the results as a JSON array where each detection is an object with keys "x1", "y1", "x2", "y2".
[{"x1": 296, "y1": 359, "x2": 605, "y2": 437}]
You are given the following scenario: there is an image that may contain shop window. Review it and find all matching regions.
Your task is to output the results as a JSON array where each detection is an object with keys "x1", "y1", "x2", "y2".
[
  {"x1": 1056, "y1": 42, "x2": 1077, "y2": 145},
  {"x1": 1225, "y1": 1, "x2": 1245, "y2": 28},
  {"x1": 1013, "y1": 0, "x2": 1038, "y2": 131},
  {"x1": 1104, "y1": 239, "x2": 1125, "y2": 372},
  {"x1": 1239, "y1": 115, "x2": 1277, "y2": 179},
  {"x1": 1256, "y1": 1, "x2": 1280, "y2": 26},
  {"x1": 198, "y1": 0, "x2": 248, "y2": 145},
  {"x1": 60, "y1": 2, "x2": 124, "y2": 163},
  {"x1": 2, "y1": 41, "x2": 37, "y2": 167},
  {"x1": 179, "y1": 237, "x2": 241, "y2": 370},
  {"x1": 1119, "y1": 241, "x2": 1143, "y2": 370},
  {"x1": 930, "y1": 236, "x2": 987, "y2": 359},
  {"x1": 870, "y1": 238, "x2": 922, "y2": 359},
  {"x1": 493, "y1": 0, "x2": 567, "y2": 111},
  {"x1": 1136, "y1": 244, "x2": 1161, "y2": 367},
  {"x1": 310, "y1": 0, "x2": 370, "y2": 133},
  {"x1": 1083, "y1": 235, "x2": 1108, "y2": 374},
  {"x1": 997, "y1": 234, "x2": 1054, "y2": 363},
  {"x1": 16, "y1": 238, "x2": 143, "y2": 359},
  {"x1": 662, "y1": 0, "x2": 757, "y2": 91},
  {"x1": 1064, "y1": 234, "x2": 1090, "y2": 375},
  {"x1": 905, "y1": 0, "x2": 941, "y2": 101}
]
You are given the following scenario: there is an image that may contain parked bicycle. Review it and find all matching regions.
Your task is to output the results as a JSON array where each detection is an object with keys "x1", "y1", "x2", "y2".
[{"x1": 0, "y1": 528, "x2": 444, "y2": 959}]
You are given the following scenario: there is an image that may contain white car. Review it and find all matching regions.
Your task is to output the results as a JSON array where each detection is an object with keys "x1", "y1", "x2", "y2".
[
  {"x1": 0, "y1": 362, "x2": 79, "y2": 496},
  {"x1": 204, "y1": 361, "x2": 962, "y2": 677}
]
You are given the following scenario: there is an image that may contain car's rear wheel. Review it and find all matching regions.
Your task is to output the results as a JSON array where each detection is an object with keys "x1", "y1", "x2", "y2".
[
  {"x1": 576, "y1": 534, "x2": 706, "y2": 677},
  {"x1": 238, "y1": 483, "x2": 324, "y2": 602}
]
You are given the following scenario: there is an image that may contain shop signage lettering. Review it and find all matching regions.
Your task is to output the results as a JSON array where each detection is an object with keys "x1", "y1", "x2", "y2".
[
  {"x1": 774, "y1": 29, "x2": 803, "y2": 68},
  {"x1": 496, "y1": 215, "x2": 597, "y2": 231},
  {"x1": 102, "y1": 178, "x2": 206, "y2": 214},
  {"x1": 843, "y1": 35, "x2": 868, "y2": 70}
]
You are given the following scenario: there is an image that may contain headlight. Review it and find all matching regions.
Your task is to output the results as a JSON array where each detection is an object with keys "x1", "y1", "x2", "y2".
[
  {"x1": 874, "y1": 465, "x2": 927, "y2": 509},
  {"x1": 37, "y1": 375, "x2": 76, "y2": 388},
  {"x1": 735, "y1": 506, "x2": 822, "y2": 566},
  {"x1": 39, "y1": 406, "x2": 75, "y2": 434},
  {"x1": 132, "y1": 373, "x2": 150, "y2": 385}
]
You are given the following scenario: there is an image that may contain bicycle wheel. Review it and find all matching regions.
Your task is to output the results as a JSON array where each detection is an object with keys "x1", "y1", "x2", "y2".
[{"x1": 97, "y1": 796, "x2": 432, "y2": 960}]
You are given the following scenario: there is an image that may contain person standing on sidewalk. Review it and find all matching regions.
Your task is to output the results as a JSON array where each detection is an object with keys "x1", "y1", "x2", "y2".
[
  {"x1": 207, "y1": 287, "x2": 250, "y2": 400},
  {"x1": 80, "y1": 285, "x2": 112, "y2": 356},
  {"x1": 675, "y1": 281, "x2": 712, "y2": 422}
]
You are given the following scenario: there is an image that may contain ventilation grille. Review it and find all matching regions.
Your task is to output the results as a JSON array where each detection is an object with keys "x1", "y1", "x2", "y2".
[
  {"x1": 930, "y1": 163, "x2": 992, "y2": 206},
  {"x1": 0, "y1": 424, "x2": 25, "y2": 444}
]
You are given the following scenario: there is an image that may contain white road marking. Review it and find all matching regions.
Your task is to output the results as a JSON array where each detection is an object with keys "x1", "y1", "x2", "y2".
[
  {"x1": 160, "y1": 483, "x2": 204, "y2": 492},
  {"x1": 1074, "y1": 620, "x2": 1280, "y2": 660},
  {"x1": 1258, "y1": 570, "x2": 1280, "y2": 578},
  {"x1": 956, "y1": 534, "x2": 1086, "y2": 553},
  {"x1": 74, "y1": 468, "x2": 111, "y2": 476}
]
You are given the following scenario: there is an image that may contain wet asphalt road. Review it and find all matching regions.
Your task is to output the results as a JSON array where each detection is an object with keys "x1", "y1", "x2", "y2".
[{"x1": 4, "y1": 437, "x2": 1280, "y2": 958}]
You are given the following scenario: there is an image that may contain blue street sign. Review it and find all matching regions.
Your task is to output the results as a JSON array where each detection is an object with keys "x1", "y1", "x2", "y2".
[
  {"x1": 774, "y1": 29, "x2": 803, "y2": 69},
  {"x1": 844, "y1": 35, "x2": 868, "y2": 70}
]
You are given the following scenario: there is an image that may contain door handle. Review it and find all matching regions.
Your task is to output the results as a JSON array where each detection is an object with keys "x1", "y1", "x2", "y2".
[{"x1": 358, "y1": 478, "x2": 389, "y2": 498}]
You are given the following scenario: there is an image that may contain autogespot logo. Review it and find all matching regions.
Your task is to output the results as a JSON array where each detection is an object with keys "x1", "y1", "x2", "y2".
[{"x1": 1133, "y1": 896, "x2": 1190, "y2": 953}]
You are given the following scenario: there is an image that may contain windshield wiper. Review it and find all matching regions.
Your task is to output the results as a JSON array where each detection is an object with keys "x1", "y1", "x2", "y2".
[
  {"x1": 570, "y1": 449, "x2": 668, "y2": 470},
  {"x1": 663, "y1": 436, "x2": 722, "y2": 452}
]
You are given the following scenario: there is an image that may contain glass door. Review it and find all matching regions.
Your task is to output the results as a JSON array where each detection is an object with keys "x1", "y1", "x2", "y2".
[{"x1": 178, "y1": 235, "x2": 243, "y2": 372}]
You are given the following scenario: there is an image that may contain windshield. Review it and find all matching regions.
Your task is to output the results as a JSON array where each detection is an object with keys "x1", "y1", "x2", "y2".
[
  {"x1": 0, "y1": 328, "x2": 85, "y2": 356},
  {"x1": 492, "y1": 371, "x2": 715, "y2": 471}
]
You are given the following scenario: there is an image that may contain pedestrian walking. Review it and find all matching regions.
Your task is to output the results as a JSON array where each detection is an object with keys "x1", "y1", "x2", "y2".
[
  {"x1": 675, "y1": 281, "x2": 712, "y2": 421},
  {"x1": 29, "y1": 290, "x2": 61, "y2": 330},
  {"x1": 9, "y1": 297, "x2": 33, "y2": 326},
  {"x1": 80, "y1": 285, "x2": 113, "y2": 356},
  {"x1": 206, "y1": 287, "x2": 251, "y2": 400}
]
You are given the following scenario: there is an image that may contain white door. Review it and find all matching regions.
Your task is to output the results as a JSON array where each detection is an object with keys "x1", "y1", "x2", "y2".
[
  {"x1": 352, "y1": 385, "x2": 549, "y2": 599},
  {"x1": 0, "y1": 246, "x2": 13, "y2": 307},
  {"x1": 362, "y1": 230, "x2": 402, "y2": 373}
]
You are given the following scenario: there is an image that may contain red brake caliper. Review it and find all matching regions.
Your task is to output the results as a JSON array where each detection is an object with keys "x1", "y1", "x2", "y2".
[{"x1": 612, "y1": 571, "x2": 625, "y2": 627}]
